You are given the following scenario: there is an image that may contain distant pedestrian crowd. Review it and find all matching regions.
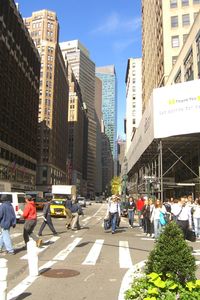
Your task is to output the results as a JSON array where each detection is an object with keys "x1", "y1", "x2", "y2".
[{"x1": 104, "y1": 193, "x2": 200, "y2": 242}]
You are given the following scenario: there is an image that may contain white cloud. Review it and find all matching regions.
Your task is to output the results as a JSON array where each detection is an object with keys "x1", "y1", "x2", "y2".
[{"x1": 90, "y1": 13, "x2": 141, "y2": 35}]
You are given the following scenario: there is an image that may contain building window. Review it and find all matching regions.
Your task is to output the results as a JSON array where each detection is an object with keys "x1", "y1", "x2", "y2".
[
  {"x1": 183, "y1": 34, "x2": 188, "y2": 43},
  {"x1": 193, "y1": 0, "x2": 200, "y2": 4},
  {"x1": 170, "y1": 0, "x2": 177, "y2": 8},
  {"x1": 182, "y1": 0, "x2": 189, "y2": 6},
  {"x1": 174, "y1": 69, "x2": 181, "y2": 83},
  {"x1": 184, "y1": 49, "x2": 194, "y2": 81},
  {"x1": 171, "y1": 16, "x2": 178, "y2": 28},
  {"x1": 172, "y1": 56, "x2": 178, "y2": 65},
  {"x1": 196, "y1": 35, "x2": 200, "y2": 78},
  {"x1": 171, "y1": 35, "x2": 179, "y2": 48},
  {"x1": 182, "y1": 14, "x2": 190, "y2": 26}
]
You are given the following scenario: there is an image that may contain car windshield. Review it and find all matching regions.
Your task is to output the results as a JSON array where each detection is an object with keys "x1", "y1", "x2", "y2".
[{"x1": 51, "y1": 200, "x2": 65, "y2": 205}]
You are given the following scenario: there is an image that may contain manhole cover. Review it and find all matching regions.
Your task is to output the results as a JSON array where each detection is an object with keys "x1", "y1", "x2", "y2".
[{"x1": 41, "y1": 269, "x2": 80, "y2": 278}]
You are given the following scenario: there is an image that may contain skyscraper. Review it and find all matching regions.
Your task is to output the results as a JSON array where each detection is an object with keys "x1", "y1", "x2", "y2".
[
  {"x1": 142, "y1": 0, "x2": 200, "y2": 110},
  {"x1": 0, "y1": 0, "x2": 40, "y2": 191},
  {"x1": 60, "y1": 40, "x2": 96, "y2": 197},
  {"x1": 96, "y1": 65, "x2": 117, "y2": 161},
  {"x1": 24, "y1": 10, "x2": 69, "y2": 192}
]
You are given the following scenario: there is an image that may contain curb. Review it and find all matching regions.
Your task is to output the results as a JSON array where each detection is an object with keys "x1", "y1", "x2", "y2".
[{"x1": 118, "y1": 260, "x2": 146, "y2": 300}]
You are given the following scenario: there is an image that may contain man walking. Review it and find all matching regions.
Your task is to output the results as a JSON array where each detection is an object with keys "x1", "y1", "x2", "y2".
[
  {"x1": 38, "y1": 199, "x2": 57, "y2": 236},
  {"x1": 0, "y1": 194, "x2": 16, "y2": 255},
  {"x1": 22, "y1": 195, "x2": 42, "y2": 248}
]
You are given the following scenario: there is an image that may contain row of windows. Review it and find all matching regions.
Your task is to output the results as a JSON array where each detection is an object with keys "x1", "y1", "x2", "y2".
[
  {"x1": 171, "y1": 13, "x2": 198, "y2": 28},
  {"x1": 170, "y1": 0, "x2": 200, "y2": 8},
  {"x1": 171, "y1": 33, "x2": 188, "y2": 47}
]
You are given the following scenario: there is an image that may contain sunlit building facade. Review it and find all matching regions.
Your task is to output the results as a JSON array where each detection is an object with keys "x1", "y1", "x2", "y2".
[{"x1": 24, "y1": 10, "x2": 69, "y2": 192}]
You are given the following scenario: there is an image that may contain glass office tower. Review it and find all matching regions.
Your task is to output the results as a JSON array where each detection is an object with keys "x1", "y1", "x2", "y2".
[{"x1": 96, "y1": 65, "x2": 117, "y2": 161}]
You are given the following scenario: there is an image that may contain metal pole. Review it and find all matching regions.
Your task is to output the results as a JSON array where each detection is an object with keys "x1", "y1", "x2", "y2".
[{"x1": 160, "y1": 140, "x2": 163, "y2": 202}]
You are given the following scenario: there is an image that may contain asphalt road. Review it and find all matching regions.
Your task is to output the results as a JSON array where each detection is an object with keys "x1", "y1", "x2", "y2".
[{"x1": 2, "y1": 203, "x2": 200, "y2": 300}]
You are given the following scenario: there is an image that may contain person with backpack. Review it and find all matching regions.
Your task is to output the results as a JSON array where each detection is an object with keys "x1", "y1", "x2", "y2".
[
  {"x1": 0, "y1": 194, "x2": 16, "y2": 255},
  {"x1": 38, "y1": 199, "x2": 57, "y2": 236}
]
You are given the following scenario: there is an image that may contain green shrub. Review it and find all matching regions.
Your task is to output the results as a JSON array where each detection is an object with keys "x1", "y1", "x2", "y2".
[
  {"x1": 124, "y1": 222, "x2": 198, "y2": 299},
  {"x1": 124, "y1": 272, "x2": 200, "y2": 300},
  {"x1": 145, "y1": 222, "x2": 196, "y2": 284}
]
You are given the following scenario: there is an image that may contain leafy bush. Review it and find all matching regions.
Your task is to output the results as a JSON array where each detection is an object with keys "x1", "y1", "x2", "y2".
[
  {"x1": 145, "y1": 222, "x2": 196, "y2": 284},
  {"x1": 125, "y1": 222, "x2": 198, "y2": 299},
  {"x1": 124, "y1": 272, "x2": 200, "y2": 300}
]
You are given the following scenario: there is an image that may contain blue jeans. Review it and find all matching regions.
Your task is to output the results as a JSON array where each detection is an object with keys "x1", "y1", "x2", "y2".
[
  {"x1": 193, "y1": 218, "x2": 200, "y2": 237},
  {"x1": 128, "y1": 210, "x2": 134, "y2": 227},
  {"x1": 0, "y1": 228, "x2": 14, "y2": 253},
  {"x1": 110, "y1": 212, "x2": 118, "y2": 232},
  {"x1": 153, "y1": 219, "x2": 162, "y2": 239}
]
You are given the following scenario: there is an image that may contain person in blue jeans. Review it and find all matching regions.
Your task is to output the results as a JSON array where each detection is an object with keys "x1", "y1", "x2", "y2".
[
  {"x1": 107, "y1": 195, "x2": 121, "y2": 234},
  {"x1": 0, "y1": 194, "x2": 16, "y2": 255},
  {"x1": 127, "y1": 196, "x2": 136, "y2": 228}
]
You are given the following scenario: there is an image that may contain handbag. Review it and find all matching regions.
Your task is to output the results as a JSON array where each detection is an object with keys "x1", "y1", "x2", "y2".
[
  {"x1": 159, "y1": 212, "x2": 167, "y2": 226},
  {"x1": 186, "y1": 229, "x2": 196, "y2": 242}
]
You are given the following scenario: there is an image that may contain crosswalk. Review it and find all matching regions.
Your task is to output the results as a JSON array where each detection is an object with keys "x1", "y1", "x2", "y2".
[
  {"x1": 10, "y1": 232, "x2": 134, "y2": 269},
  {"x1": 8, "y1": 230, "x2": 200, "y2": 269}
]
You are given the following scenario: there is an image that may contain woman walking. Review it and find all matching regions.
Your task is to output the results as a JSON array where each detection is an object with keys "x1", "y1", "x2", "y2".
[
  {"x1": 127, "y1": 196, "x2": 136, "y2": 228},
  {"x1": 151, "y1": 199, "x2": 166, "y2": 239}
]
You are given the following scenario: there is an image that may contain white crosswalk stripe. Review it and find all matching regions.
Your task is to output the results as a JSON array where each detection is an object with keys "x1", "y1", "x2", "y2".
[
  {"x1": 119, "y1": 241, "x2": 133, "y2": 269},
  {"x1": 82, "y1": 239, "x2": 104, "y2": 265}
]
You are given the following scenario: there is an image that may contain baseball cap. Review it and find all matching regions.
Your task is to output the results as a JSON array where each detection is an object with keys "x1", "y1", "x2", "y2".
[{"x1": 25, "y1": 195, "x2": 32, "y2": 200}]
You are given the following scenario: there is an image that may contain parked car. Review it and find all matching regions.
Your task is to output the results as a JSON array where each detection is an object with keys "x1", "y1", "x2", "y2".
[
  {"x1": 77, "y1": 196, "x2": 86, "y2": 207},
  {"x1": 34, "y1": 198, "x2": 48, "y2": 210},
  {"x1": 0, "y1": 192, "x2": 25, "y2": 222},
  {"x1": 50, "y1": 199, "x2": 66, "y2": 217}
]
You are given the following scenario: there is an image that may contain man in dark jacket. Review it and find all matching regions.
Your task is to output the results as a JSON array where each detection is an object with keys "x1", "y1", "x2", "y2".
[
  {"x1": 0, "y1": 194, "x2": 16, "y2": 255},
  {"x1": 38, "y1": 200, "x2": 57, "y2": 236}
]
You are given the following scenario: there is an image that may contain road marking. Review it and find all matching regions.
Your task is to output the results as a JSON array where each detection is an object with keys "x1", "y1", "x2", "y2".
[
  {"x1": 20, "y1": 236, "x2": 60, "y2": 260},
  {"x1": 119, "y1": 241, "x2": 133, "y2": 269},
  {"x1": 82, "y1": 216, "x2": 91, "y2": 222},
  {"x1": 10, "y1": 233, "x2": 22, "y2": 238},
  {"x1": 53, "y1": 237, "x2": 82, "y2": 261},
  {"x1": 141, "y1": 238, "x2": 155, "y2": 241},
  {"x1": 82, "y1": 239, "x2": 104, "y2": 265}
]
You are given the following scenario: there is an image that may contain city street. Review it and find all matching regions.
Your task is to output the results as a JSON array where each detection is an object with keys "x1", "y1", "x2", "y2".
[{"x1": 2, "y1": 202, "x2": 200, "y2": 300}]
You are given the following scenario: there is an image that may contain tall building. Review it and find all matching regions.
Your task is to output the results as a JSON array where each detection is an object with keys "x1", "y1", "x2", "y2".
[
  {"x1": 94, "y1": 77, "x2": 103, "y2": 195},
  {"x1": 0, "y1": 0, "x2": 40, "y2": 191},
  {"x1": 67, "y1": 64, "x2": 88, "y2": 196},
  {"x1": 24, "y1": 10, "x2": 69, "y2": 192},
  {"x1": 142, "y1": 0, "x2": 200, "y2": 110},
  {"x1": 96, "y1": 65, "x2": 117, "y2": 159},
  {"x1": 60, "y1": 40, "x2": 96, "y2": 197},
  {"x1": 125, "y1": 58, "x2": 142, "y2": 152}
]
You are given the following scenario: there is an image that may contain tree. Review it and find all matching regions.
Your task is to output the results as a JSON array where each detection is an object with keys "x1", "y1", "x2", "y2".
[
  {"x1": 145, "y1": 221, "x2": 197, "y2": 284},
  {"x1": 110, "y1": 176, "x2": 121, "y2": 195}
]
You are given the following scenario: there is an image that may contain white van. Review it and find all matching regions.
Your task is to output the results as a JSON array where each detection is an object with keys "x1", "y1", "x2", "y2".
[{"x1": 0, "y1": 192, "x2": 26, "y2": 222}]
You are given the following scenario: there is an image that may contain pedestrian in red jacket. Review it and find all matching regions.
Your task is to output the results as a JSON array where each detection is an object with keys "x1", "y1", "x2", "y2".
[
  {"x1": 22, "y1": 195, "x2": 42, "y2": 248},
  {"x1": 136, "y1": 196, "x2": 145, "y2": 227}
]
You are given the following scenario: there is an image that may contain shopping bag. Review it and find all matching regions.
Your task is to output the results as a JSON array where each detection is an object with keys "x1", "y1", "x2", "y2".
[
  {"x1": 104, "y1": 218, "x2": 111, "y2": 230},
  {"x1": 186, "y1": 229, "x2": 196, "y2": 242}
]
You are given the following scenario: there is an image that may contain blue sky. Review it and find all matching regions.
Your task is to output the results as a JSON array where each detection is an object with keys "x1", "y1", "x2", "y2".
[{"x1": 16, "y1": 0, "x2": 142, "y2": 138}]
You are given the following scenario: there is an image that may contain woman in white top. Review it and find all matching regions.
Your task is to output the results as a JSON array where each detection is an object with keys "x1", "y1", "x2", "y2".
[{"x1": 151, "y1": 199, "x2": 166, "y2": 239}]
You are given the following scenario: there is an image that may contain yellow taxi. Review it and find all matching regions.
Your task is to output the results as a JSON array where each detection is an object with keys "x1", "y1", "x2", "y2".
[{"x1": 50, "y1": 199, "x2": 66, "y2": 217}]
